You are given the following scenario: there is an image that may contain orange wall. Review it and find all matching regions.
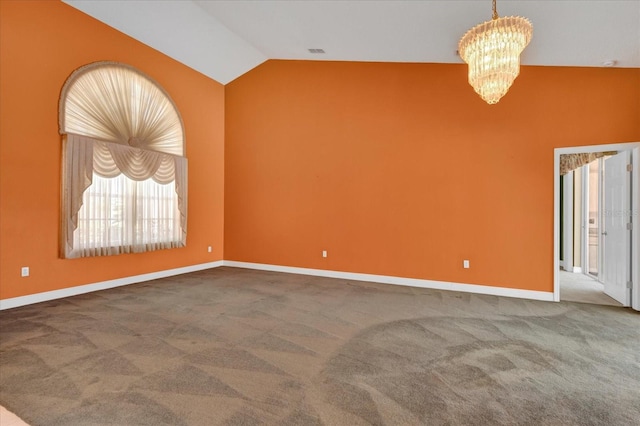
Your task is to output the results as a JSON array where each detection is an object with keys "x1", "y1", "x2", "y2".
[
  {"x1": 225, "y1": 60, "x2": 639, "y2": 292},
  {"x1": 0, "y1": 1, "x2": 224, "y2": 300}
]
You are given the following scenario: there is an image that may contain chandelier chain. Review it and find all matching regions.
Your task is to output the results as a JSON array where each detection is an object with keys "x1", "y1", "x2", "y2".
[{"x1": 492, "y1": 0, "x2": 498, "y2": 20}]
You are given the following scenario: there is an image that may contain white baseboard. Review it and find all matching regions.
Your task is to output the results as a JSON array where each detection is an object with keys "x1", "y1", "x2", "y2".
[
  {"x1": 572, "y1": 266, "x2": 583, "y2": 274},
  {"x1": 0, "y1": 261, "x2": 224, "y2": 311},
  {"x1": 0, "y1": 259, "x2": 556, "y2": 311},
  {"x1": 223, "y1": 261, "x2": 555, "y2": 302}
]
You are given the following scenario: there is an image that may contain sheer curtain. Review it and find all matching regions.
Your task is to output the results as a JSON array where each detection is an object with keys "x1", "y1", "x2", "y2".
[
  {"x1": 74, "y1": 173, "x2": 181, "y2": 257},
  {"x1": 59, "y1": 62, "x2": 187, "y2": 258}
]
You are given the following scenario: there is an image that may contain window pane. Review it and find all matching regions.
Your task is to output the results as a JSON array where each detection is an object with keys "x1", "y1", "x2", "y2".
[{"x1": 73, "y1": 173, "x2": 181, "y2": 256}]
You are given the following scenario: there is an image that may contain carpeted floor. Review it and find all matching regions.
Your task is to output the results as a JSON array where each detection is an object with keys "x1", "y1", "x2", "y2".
[
  {"x1": 1, "y1": 267, "x2": 639, "y2": 425},
  {"x1": 559, "y1": 270, "x2": 622, "y2": 307}
]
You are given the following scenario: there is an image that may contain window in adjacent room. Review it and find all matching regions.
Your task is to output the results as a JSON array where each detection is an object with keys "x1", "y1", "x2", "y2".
[{"x1": 59, "y1": 62, "x2": 187, "y2": 258}]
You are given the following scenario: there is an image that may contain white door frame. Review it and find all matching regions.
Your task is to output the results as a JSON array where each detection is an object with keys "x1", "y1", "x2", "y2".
[
  {"x1": 580, "y1": 164, "x2": 590, "y2": 275},
  {"x1": 562, "y1": 171, "x2": 574, "y2": 272},
  {"x1": 632, "y1": 147, "x2": 640, "y2": 310},
  {"x1": 554, "y1": 142, "x2": 640, "y2": 311}
]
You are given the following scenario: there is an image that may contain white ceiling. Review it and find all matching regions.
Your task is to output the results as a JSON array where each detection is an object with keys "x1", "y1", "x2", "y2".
[{"x1": 65, "y1": 0, "x2": 640, "y2": 85}]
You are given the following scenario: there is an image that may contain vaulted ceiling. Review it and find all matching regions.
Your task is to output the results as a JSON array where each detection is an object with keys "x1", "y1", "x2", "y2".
[{"x1": 64, "y1": 0, "x2": 640, "y2": 84}]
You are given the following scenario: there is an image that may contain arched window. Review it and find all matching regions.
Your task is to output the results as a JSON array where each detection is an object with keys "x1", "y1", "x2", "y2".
[{"x1": 59, "y1": 62, "x2": 187, "y2": 258}]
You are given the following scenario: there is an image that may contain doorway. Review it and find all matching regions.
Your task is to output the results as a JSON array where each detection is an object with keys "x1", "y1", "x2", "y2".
[
  {"x1": 554, "y1": 143, "x2": 639, "y2": 311},
  {"x1": 559, "y1": 157, "x2": 620, "y2": 306}
]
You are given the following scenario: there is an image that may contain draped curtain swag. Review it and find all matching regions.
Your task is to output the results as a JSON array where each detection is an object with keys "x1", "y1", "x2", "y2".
[
  {"x1": 59, "y1": 62, "x2": 187, "y2": 258},
  {"x1": 560, "y1": 152, "x2": 617, "y2": 176}
]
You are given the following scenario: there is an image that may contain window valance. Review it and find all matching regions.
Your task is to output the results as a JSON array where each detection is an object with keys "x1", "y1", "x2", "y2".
[{"x1": 560, "y1": 151, "x2": 617, "y2": 175}]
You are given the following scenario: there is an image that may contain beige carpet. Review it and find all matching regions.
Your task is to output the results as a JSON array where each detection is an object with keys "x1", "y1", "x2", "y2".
[
  {"x1": 1, "y1": 267, "x2": 639, "y2": 425},
  {"x1": 559, "y1": 271, "x2": 622, "y2": 306}
]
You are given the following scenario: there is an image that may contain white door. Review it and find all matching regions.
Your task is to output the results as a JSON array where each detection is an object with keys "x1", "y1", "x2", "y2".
[{"x1": 602, "y1": 151, "x2": 631, "y2": 306}]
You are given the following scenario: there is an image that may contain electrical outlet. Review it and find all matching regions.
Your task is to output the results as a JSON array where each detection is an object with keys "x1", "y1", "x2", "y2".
[
  {"x1": 207, "y1": 246, "x2": 212, "y2": 253},
  {"x1": 322, "y1": 250, "x2": 327, "y2": 258},
  {"x1": 21, "y1": 266, "x2": 29, "y2": 277},
  {"x1": 463, "y1": 260, "x2": 470, "y2": 269}
]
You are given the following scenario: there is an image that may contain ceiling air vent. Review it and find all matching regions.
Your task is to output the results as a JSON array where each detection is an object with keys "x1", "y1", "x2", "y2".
[{"x1": 308, "y1": 48, "x2": 325, "y2": 54}]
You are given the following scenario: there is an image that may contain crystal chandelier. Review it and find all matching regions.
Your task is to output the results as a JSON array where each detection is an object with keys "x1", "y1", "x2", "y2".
[{"x1": 458, "y1": 0, "x2": 533, "y2": 104}]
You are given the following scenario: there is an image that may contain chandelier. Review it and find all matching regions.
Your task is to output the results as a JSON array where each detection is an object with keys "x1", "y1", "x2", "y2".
[{"x1": 458, "y1": 0, "x2": 533, "y2": 104}]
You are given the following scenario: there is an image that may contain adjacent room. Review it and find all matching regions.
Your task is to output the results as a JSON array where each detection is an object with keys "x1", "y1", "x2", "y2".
[
  {"x1": 1, "y1": 1, "x2": 639, "y2": 425},
  {"x1": 558, "y1": 149, "x2": 638, "y2": 307}
]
